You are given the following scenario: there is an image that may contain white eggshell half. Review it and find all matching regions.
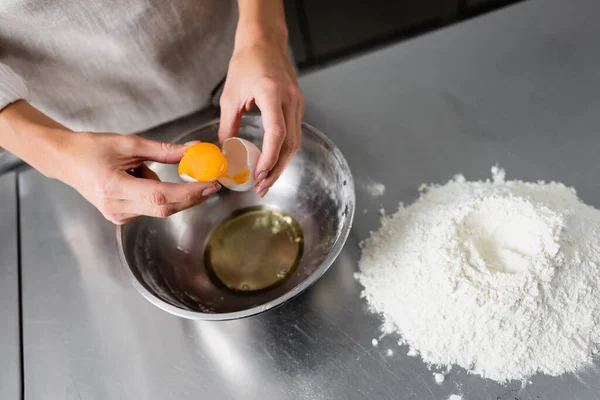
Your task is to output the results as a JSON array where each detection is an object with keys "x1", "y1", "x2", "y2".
[
  {"x1": 179, "y1": 173, "x2": 219, "y2": 183},
  {"x1": 218, "y1": 137, "x2": 260, "y2": 191},
  {"x1": 179, "y1": 173, "x2": 198, "y2": 183}
]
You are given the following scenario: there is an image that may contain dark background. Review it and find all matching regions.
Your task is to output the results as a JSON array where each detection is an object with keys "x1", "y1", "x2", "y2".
[{"x1": 284, "y1": 0, "x2": 524, "y2": 72}]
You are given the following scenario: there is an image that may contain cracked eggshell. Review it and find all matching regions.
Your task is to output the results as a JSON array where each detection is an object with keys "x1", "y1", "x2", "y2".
[
  {"x1": 179, "y1": 173, "x2": 199, "y2": 183},
  {"x1": 218, "y1": 137, "x2": 261, "y2": 192}
]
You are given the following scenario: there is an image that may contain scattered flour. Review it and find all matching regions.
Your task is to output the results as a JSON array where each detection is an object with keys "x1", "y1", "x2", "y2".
[
  {"x1": 372, "y1": 338, "x2": 378, "y2": 347},
  {"x1": 386, "y1": 349, "x2": 394, "y2": 356},
  {"x1": 361, "y1": 177, "x2": 386, "y2": 197},
  {"x1": 434, "y1": 373, "x2": 445, "y2": 384},
  {"x1": 356, "y1": 166, "x2": 600, "y2": 383},
  {"x1": 447, "y1": 395, "x2": 462, "y2": 400}
]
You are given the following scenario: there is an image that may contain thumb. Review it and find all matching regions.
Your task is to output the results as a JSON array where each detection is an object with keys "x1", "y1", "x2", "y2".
[{"x1": 133, "y1": 137, "x2": 198, "y2": 164}]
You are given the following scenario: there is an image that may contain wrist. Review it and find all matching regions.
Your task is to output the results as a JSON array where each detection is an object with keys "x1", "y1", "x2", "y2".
[
  {"x1": 0, "y1": 101, "x2": 73, "y2": 179},
  {"x1": 235, "y1": 1, "x2": 288, "y2": 52},
  {"x1": 235, "y1": 21, "x2": 288, "y2": 54}
]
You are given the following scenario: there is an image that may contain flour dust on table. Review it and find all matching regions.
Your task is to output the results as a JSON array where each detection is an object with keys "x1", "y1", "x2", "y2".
[{"x1": 356, "y1": 166, "x2": 600, "y2": 383}]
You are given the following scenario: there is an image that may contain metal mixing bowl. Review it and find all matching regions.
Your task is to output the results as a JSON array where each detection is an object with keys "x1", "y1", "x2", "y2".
[{"x1": 117, "y1": 115, "x2": 355, "y2": 320}]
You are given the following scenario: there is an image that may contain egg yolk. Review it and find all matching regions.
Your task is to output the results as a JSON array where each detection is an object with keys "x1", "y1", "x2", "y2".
[
  {"x1": 178, "y1": 143, "x2": 228, "y2": 182},
  {"x1": 223, "y1": 170, "x2": 250, "y2": 185}
]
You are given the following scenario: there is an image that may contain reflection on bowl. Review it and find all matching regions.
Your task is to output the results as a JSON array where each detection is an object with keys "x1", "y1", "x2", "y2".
[{"x1": 117, "y1": 115, "x2": 355, "y2": 320}]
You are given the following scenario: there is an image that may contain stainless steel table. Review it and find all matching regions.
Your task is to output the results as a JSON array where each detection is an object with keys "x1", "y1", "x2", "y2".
[
  {"x1": 19, "y1": 0, "x2": 600, "y2": 398},
  {"x1": 0, "y1": 152, "x2": 23, "y2": 175},
  {"x1": 0, "y1": 172, "x2": 20, "y2": 399}
]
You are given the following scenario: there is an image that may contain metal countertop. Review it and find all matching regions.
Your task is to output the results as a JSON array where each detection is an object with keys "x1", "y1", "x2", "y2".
[
  {"x1": 0, "y1": 152, "x2": 23, "y2": 175},
  {"x1": 0, "y1": 172, "x2": 20, "y2": 399},
  {"x1": 19, "y1": 0, "x2": 600, "y2": 399}
]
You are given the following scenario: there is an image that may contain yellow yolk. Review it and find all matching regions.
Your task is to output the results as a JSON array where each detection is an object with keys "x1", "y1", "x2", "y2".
[
  {"x1": 178, "y1": 143, "x2": 228, "y2": 182},
  {"x1": 224, "y1": 170, "x2": 250, "y2": 185}
]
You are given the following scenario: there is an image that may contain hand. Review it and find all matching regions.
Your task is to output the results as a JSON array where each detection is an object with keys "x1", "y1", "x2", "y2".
[
  {"x1": 218, "y1": 12, "x2": 304, "y2": 197},
  {"x1": 56, "y1": 133, "x2": 221, "y2": 224},
  {"x1": 0, "y1": 101, "x2": 220, "y2": 225}
]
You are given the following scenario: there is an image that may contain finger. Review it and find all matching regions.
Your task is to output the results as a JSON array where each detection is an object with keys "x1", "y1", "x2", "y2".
[
  {"x1": 296, "y1": 95, "x2": 304, "y2": 149},
  {"x1": 98, "y1": 203, "x2": 138, "y2": 224},
  {"x1": 256, "y1": 101, "x2": 299, "y2": 196},
  {"x1": 110, "y1": 213, "x2": 137, "y2": 225},
  {"x1": 119, "y1": 187, "x2": 215, "y2": 218},
  {"x1": 298, "y1": 92, "x2": 306, "y2": 121},
  {"x1": 131, "y1": 135, "x2": 188, "y2": 164},
  {"x1": 106, "y1": 172, "x2": 221, "y2": 204},
  {"x1": 218, "y1": 98, "x2": 242, "y2": 144},
  {"x1": 254, "y1": 81, "x2": 286, "y2": 179}
]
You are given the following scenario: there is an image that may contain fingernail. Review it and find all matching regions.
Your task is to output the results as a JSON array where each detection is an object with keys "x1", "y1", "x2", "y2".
[
  {"x1": 259, "y1": 178, "x2": 270, "y2": 191},
  {"x1": 256, "y1": 170, "x2": 267, "y2": 181},
  {"x1": 259, "y1": 187, "x2": 269, "y2": 198},
  {"x1": 184, "y1": 140, "x2": 201, "y2": 147}
]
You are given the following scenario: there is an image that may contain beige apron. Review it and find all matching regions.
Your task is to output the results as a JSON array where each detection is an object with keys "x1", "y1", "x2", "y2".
[{"x1": 0, "y1": 0, "x2": 237, "y2": 133}]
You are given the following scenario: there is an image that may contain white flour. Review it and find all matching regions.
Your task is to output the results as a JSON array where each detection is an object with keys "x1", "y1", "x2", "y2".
[
  {"x1": 356, "y1": 167, "x2": 600, "y2": 382},
  {"x1": 360, "y1": 177, "x2": 386, "y2": 197},
  {"x1": 434, "y1": 373, "x2": 445, "y2": 384}
]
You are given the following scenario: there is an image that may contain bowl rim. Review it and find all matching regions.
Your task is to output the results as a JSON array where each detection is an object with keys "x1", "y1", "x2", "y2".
[{"x1": 116, "y1": 115, "x2": 356, "y2": 320}]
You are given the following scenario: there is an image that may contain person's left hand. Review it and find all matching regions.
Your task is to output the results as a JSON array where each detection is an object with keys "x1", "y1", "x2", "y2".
[{"x1": 218, "y1": 36, "x2": 304, "y2": 198}]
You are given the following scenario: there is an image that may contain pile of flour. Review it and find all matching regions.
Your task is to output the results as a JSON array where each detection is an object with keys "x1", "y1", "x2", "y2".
[{"x1": 356, "y1": 167, "x2": 600, "y2": 382}]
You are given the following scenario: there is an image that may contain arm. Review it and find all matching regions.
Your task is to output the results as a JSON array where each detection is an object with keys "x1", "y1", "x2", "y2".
[
  {"x1": 0, "y1": 62, "x2": 29, "y2": 154},
  {"x1": 219, "y1": 0, "x2": 304, "y2": 197},
  {"x1": 0, "y1": 98, "x2": 220, "y2": 225}
]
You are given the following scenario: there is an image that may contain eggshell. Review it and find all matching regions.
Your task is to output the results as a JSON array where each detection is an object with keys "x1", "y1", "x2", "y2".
[
  {"x1": 179, "y1": 173, "x2": 200, "y2": 183},
  {"x1": 218, "y1": 137, "x2": 261, "y2": 191},
  {"x1": 179, "y1": 172, "x2": 221, "y2": 183}
]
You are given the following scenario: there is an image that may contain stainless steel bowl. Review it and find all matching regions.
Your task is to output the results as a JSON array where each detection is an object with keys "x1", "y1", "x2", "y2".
[{"x1": 117, "y1": 115, "x2": 355, "y2": 320}]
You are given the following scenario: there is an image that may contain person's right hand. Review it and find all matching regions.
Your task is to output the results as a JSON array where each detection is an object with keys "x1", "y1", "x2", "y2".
[{"x1": 0, "y1": 101, "x2": 220, "y2": 225}]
